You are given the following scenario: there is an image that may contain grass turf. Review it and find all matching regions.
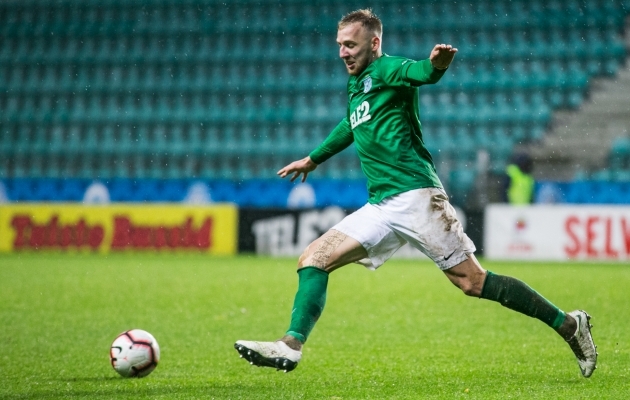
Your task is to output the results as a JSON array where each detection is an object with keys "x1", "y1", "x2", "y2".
[{"x1": 0, "y1": 253, "x2": 629, "y2": 399}]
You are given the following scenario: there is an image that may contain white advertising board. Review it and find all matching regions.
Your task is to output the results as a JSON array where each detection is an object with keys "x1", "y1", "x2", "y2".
[{"x1": 485, "y1": 204, "x2": 630, "y2": 261}]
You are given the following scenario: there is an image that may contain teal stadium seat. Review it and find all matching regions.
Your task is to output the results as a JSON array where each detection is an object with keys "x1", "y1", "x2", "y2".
[
  {"x1": 449, "y1": 168, "x2": 477, "y2": 202},
  {"x1": 0, "y1": 0, "x2": 627, "y2": 183},
  {"x1": 609, "y1": 137, "x2": 630, "y2": 171},
  {"x1": 77, "y1": 154, "x2": 95, "y2": 179},
  {"x1": 612, "y1": 169, "x2": 630, "y2": 182}
]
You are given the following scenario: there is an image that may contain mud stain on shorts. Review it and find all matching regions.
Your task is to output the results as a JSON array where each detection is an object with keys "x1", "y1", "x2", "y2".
[
  {"x1": 430, "y1": 192, "x2": 456, "y2": 232},
  {"x1": 440, "y1": 210, "x2": 457, "y2": 232},
  {"x1": 430, "y1": 195, "x2": 445, "y2": 212}
]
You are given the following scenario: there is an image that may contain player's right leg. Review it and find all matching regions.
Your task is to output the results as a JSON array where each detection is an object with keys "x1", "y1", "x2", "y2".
[{"x1": 235, "y1": 229, "x2": 367, "y2": 372}]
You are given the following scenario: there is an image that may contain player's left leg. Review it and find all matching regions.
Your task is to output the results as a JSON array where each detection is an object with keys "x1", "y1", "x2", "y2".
[
  {"x1": 443, "y1": 249, "x2": 597, "y2": 377},
  {"x1": 444, "y1": 254, "x2": 573, "y2": 336},
  {"x1": 399, "y1": 188, "x2": 596, "y2": 377}
]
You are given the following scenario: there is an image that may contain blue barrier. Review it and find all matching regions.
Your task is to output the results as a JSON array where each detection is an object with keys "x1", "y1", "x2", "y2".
[
  {"x1": 0, "y1": 178, "x2": 370, "y2": 208},
  {"x1": 537, "y1": 180, "x2": 630, "y2": 204},
  {"x1": 3, "y1": 178, "x2": 630, "y2": 207}
]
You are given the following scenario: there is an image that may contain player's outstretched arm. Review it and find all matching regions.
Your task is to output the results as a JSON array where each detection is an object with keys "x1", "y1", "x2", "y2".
[
  {"x1": 278, "y1": 156, "x2": 318, "y2": 183},
  {"x1": 429, "y1": 44, "x2": 458, "y2": 70},
  {"x1": 401, "y1": 44, "x2": 458, "y2": 86}
]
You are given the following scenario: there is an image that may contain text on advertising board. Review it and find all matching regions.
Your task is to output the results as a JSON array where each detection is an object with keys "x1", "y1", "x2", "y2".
[
  {"x1": 0, "y1": 204, "x2": 237, "y2": 254},
  {"x1": 565, "y1": 215, "x2": 630, "y2": 258}
]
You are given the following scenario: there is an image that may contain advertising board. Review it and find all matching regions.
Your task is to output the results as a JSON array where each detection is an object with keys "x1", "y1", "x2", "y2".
[
  {"x1": 485, "y1": 204, "x2": 630, "y2": 260},
  {"x1": 0, "y1": 204, "x2": 238, "y2": 254},
  {"x1": 239, "y1": 206, "x2": 472, "y2": 259}
]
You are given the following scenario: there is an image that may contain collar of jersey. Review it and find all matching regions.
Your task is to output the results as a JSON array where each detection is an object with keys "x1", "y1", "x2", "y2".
[{"x1": 349, "y1": 53, "x2": 389, "y2": 92}]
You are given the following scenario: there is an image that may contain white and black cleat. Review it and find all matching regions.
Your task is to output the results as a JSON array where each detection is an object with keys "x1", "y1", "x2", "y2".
[
  {"x1": 234, "y1": 340, "x2": 301, "y2": 372},
  {"x1": 566, "y1": 310, "x2": 598, "y2": 378}
]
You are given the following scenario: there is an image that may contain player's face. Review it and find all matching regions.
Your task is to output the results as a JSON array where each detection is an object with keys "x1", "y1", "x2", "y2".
[{"x1": 337, "y1": 23, "x2": 378, "y2": 76}]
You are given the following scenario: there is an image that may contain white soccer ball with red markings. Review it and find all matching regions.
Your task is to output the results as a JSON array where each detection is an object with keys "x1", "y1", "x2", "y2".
[{"x1": 110, "y1": 329, "x2": 160, "y2": 378}]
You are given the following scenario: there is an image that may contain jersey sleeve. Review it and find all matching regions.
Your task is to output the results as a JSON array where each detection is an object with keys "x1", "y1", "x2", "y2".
[
  {"x1": 380, "y1": 57, "x2": 447, "y2": 87},
  {"x1": 309, "y1": 118, "x2": 354, "y2": 164},
  {"x1": 401, "y1": 58, "x2": 447, "y2": 86}
]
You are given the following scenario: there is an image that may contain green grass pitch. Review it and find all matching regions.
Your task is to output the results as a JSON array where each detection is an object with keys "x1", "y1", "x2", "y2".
[{"x1": 1, "y1": 253, "x2": 629, "y2": 399}]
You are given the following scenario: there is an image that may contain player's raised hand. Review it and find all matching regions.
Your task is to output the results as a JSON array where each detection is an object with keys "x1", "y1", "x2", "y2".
[
  {"x1": 429, "y1": 44, "x2": 458, "y2": 70},
  {"x1": 277, "y1": 156, "x2": 318, "y2": 182}
]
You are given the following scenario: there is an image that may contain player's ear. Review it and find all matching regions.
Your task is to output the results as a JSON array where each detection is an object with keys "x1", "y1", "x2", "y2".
[{"x1": 371, "y1": 35, "x2": 380, "y2": 52}]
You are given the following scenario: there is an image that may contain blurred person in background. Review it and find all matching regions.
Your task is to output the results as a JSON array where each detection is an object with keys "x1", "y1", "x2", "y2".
[
  {"x1": 503, "y1": 151, "x2": 536, "y2": 205},
  {"x1": 503, "y1": 151, "x2": 535, "y2": 205}
]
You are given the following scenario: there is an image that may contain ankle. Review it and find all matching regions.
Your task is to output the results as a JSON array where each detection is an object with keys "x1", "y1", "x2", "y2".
[
  {"x1": 556, "y1": 313, "x2": 577, "y2": 341},
  {"x1": 280, "y1": 335, "x2": 304, "y2": 351}
]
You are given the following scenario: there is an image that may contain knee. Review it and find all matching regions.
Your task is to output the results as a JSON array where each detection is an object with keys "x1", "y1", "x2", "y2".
[
  {"x1": 296, "y1": 230, "x2": 351, "y2": 272},
  {"x1": 459, "y1": 281, "x2": 482, "y2": 297},
  {"x1": 297, "y1": 241, "x2": 318, "y2": 269},
  {"x1": 455, "y1": 271, "x2": 486, "y2": 297},
  {"x1": 297, "y1": 246, "x2": 310, "y2": 269},
  {"x1": 444, "y1": 256, "x2": 487, "y2": 297}
]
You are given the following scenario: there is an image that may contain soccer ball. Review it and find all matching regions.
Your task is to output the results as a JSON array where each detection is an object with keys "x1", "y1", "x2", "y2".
[{"x1": 110, "y1": 329, "x2": 160, "y2": 378}]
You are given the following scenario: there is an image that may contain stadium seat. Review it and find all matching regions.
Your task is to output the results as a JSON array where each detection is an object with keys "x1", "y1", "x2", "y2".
[
  {"x1": 609, "y1": 137, "x2": 630, "y2": 170},
  {"x1": 0, "y1": 0, "x2": 627, "y2": 198}
]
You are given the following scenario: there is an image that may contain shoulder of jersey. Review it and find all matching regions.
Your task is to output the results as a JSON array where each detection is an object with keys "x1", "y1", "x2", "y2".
[
  {"x1": 381, "y1": 54, "x2": 413, "y2": 64},
  {"x1": 376, "y1": 56, "x2": 412, "y2": 75}
]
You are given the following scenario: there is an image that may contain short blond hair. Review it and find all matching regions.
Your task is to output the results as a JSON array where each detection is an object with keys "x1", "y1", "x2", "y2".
[{"x1": 338, "y1": 8, "x2": 382, "y2": 37}]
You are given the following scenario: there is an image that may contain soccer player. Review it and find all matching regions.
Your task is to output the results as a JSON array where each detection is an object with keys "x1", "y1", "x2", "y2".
[{"x1": 235, "y1": 9, "x2": 597, "y2": 377}]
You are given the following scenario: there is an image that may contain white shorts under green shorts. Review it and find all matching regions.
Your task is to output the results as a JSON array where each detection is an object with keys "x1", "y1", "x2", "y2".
[{"x1": 331, "y1": 187, "x2": 476, "y2": 270}]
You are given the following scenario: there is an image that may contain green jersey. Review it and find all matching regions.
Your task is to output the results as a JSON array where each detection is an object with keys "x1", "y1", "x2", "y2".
[{"x1": 310, "y1": 54, "x2": 447, "y2": 204}]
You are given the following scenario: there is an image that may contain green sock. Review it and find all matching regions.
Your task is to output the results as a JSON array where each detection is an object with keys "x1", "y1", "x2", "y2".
[
  {"x1": 480, "y1": 271, "x2": 566, "y2": 330},
  {"x1": 285, "y1": 267, "x2": 329, "y2": 343}
]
